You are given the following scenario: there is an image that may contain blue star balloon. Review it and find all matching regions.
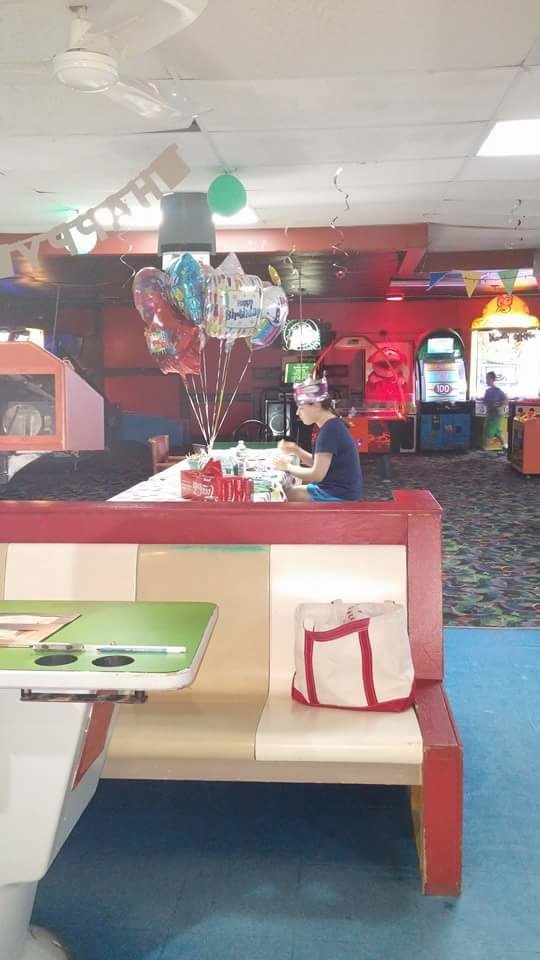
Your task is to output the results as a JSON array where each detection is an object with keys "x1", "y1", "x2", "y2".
[{"x1": 167, "y1": 253, "x2": 205, "y2": 326}]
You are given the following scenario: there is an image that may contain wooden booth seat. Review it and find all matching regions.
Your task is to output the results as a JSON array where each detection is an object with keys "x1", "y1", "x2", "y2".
[
  {"x1": 0, "y1": 494, "x2": 462, "y2": 895},
  {"x1": 148, "y1": 434, "x2": 185, "y2": 474}
]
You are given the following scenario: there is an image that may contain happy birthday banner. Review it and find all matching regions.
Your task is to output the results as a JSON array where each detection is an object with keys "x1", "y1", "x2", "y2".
[
  {"x1": 428, "y1": 269, "x2": 523, "y2": 297},
  {"x1": 0, "y1": 144, "x2": 190, "y2": 279}
]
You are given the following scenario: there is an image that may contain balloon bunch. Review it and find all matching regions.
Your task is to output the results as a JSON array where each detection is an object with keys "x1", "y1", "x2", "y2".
[{"x1": 133, "y1": 253, "x2": 289, "y2": 446}]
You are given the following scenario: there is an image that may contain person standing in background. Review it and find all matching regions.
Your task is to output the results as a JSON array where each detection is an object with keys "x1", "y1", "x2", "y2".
[{"x1": 483, "y1": 371, "x2": 507, "y2": 450}]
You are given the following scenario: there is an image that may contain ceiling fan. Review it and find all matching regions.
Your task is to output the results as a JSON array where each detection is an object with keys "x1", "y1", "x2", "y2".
[{"x1": 0, "y1": 0, "x2": 208, "y2": 121}]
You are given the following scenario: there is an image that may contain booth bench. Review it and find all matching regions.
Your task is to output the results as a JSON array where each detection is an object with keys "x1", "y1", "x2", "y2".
[{"x1": 0, "y1": 491, "x2": 462, "y2": 896}]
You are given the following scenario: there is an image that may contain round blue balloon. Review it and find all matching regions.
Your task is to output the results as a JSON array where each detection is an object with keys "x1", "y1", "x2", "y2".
[{"x1": 167, "y1": 253, "x2": 205, "y2": 326}]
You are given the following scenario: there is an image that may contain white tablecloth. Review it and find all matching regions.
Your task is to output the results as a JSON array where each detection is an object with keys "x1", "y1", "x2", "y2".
[
  {"x1": 109, "y1": 461, "x2": 185, "y2": 502},
  {"x1": 109, "y1": 449, "x2": 283, "y2": 503}
]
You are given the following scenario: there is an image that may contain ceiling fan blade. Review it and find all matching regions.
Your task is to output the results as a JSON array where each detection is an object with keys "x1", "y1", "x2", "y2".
[
  {"x1": 93, "y1": 0, "x2": 208, "y2": 60},
  {"x1": 100, "y1": 77, "x2": 201, "y2": 121}
]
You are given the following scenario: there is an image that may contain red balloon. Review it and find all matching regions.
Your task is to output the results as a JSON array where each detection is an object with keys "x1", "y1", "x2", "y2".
[{"x1": 144, "y1": 295, "x2": 201, "y2": 376}]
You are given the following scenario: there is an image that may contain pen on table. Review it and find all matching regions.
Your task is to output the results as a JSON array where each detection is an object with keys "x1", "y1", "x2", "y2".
[{"x1": 95, "y1": 645, "x2": 186, "y2": 655}]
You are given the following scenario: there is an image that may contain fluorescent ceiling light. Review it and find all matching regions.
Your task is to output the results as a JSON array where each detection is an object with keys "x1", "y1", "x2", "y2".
[
  {"x1": 212, "y1": 206, "x2": 258, "y2": 226},
  {"x1": 94, "y1": 205, "x2": 162, "y2": 228},
  {"x1": 477, "y1": 119, "x2": 540, "y2": 157}
]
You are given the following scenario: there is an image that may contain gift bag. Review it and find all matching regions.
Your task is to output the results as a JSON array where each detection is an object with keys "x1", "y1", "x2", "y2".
[
  {"x1": 292, "y1": 600, "x2": 414, "y2": 711},
  {"x1": 181, "y1": 459, "x2": 253, "y2": 502}
]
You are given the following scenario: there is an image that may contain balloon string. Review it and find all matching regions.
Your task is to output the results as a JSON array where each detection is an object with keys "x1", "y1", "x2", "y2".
[
  {"x1": 201, "y1": 347, "x2": 211, "y2": 440},
  {"x1": 186, "y1": 375, "x2": 208, "y2": 444},
  {"x1": 210, "y1": 345, "x2": 232, "y2": 446},
  {"x1": 185, "y1": 376, "x2": 208, "y2": 443},
  {"x1": 210, "y1": 339, "x2": 226, "y2": 443},
  {"x1": 189, "y1": 374, "x2": 209, "y2": 443},
  {"x1": 215, "y1": 351, "x2": 252, "y2": 438},
  {"x1": 188, "y1": 368, "x2": 207, "y2": 443}
]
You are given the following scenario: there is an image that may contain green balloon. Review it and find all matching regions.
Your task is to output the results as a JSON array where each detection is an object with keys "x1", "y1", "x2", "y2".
[{"x1": 207, "y1": 174, "x2": 247, "y2": 217}]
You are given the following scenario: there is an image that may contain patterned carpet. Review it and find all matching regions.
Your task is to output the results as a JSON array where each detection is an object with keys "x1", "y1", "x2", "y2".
[{"x1": 1, "y1": 446, "x2": 538, "y2": 628}]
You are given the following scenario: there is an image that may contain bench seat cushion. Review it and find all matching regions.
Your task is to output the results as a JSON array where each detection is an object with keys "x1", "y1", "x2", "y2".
[
  {"x1": 106, "y1": 692, "x2": 267, "y2": 774},
  {"x1": 255, "y1": 695, "x2": 423, "y2": 765}
]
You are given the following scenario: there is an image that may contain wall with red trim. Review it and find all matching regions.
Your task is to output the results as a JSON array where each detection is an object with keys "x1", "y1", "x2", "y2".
[
  {"x1": 100, "y1": 296, "x2": 533, "y2": 434},
  {"x1": 102, "y1": 305, "x2": 180, "y2": 417}
]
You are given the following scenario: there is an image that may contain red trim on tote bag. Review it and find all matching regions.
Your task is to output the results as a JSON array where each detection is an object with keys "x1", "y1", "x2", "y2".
[{"x1": 291, "y1": 615, "x2": 415, "y2": 711}]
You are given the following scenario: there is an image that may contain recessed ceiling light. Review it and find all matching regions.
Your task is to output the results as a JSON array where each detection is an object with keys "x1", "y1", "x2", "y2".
[
  {"x1": 386, "y1": 294, "x2": 404, "y2": 301},
  {"x1": 477, "y1": 119, "x2": 540, "y2": 157},
  {"x1": 212, "y1": 206, "x2": 258, "y2": 226}
]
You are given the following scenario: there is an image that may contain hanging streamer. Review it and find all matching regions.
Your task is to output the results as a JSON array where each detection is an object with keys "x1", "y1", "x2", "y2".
[{"x1": 330, "y1": 166, "x2": 351, "y2": 278}]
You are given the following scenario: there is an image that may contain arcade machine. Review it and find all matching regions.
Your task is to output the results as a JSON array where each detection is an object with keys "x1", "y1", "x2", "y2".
[
  {"x1": 316, "y1": 338, "x2": 413, "y2": 481},
  {"x1": 470, "y1": 295, "x2": 540, "y2": 452},
  {"x1": 267, "y1": 318, "x2": 322, "y2": 447},
  {"x1": 335, "y1": 338, "x2": 415, "y2": 456},
  {"x1": 507, "y1": 398, "x2": 540, "y2": 459},
  {"x1": 0, "y1": 342, "x2": 104, "y2": 483},
  {"x1": 416, "y1": 330, "x2": 472, "y2": 452},
  {"x1": 509, "y1": 408, "x2": 540, "y2": 475},
  {"x1": 0, "y1": 599, "x2": 217, "y2": 960}
]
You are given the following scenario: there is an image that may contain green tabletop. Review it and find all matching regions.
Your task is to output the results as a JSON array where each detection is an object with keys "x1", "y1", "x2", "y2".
[{"x1": 0, "y1": 601, "x2": 217, "y2": 676}]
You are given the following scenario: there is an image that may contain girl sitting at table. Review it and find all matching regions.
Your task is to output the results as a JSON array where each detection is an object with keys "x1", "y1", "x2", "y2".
[{"x1": 273, "y1": 376, "x2": 363, "y2": 502}]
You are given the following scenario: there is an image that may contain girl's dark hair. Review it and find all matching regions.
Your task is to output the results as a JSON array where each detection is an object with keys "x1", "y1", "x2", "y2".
[{"x1": 321, "y1": 398, "x2": 335, "y2": 411}]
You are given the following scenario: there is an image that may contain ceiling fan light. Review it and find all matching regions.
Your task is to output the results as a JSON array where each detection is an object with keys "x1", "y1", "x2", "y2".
[{"x1": 53, "y1": 50, "x2": 119, "y2": 92}]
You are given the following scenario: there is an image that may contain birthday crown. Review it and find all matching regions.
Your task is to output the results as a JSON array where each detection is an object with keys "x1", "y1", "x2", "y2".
[{"x1": 293, "y1": 375, "x2": 329, "y2": 404}]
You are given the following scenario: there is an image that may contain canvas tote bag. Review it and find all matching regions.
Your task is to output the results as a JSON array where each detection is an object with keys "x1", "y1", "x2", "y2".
[{"x1": 292, "y1": 600, "x2": 415, "y2": 711}]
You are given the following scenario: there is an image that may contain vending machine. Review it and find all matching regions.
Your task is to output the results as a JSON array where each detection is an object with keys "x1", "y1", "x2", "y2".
[{"x1": 416, "y1": 330, "x2": 472, "y2": 451}]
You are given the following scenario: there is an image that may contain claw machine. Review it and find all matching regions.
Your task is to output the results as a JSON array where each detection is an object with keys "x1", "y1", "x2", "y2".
[
  {"x1": 470, "y1": 295, "x2": 540, "y2": 451},
  {"x1": 0, "y1": 341, "x2": 104, "y2": 482}
]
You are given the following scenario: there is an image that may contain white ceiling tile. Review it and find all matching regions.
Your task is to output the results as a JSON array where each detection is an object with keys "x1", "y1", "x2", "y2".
[
  {"x1": 442, "y1": 179, "x2": 540, "y2": 201},
  {"x1": 0, "y1": 0, "x2": 538, "y2": 249},
  {"x1": 194, "y1": 70, "x2": 516, "y2": 133},
  {"x1": 211, "y1": 123, "x2": 488, "y2": 167},
  {"x1": 240, "y1": 159, "x2": 461, "y2": 191},
  {"x1": 3, "y1": 1, "x2": 535, "y2": 79},
  {"x1": 459, "y1": 156, "x2": 540, "y2": 181},
  {"x1": 495, "y1": 65, "x2": 540, "y2": 119},
  {"x1": 164, "y1": 0, "x2": 540, "y2": 79}
]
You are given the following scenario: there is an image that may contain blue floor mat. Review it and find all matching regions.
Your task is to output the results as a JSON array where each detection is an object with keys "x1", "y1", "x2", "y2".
[{"x1": 33, "y1": 628, "x2": 540, "y2": 960}]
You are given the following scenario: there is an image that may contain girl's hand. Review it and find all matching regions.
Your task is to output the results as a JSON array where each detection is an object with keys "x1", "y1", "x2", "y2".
[
  {"x1": 278, "y1": 440, "x2": 298, "y2": 455},
  {"x1": 273, "y1": 453, "x2": 291, "y2": 471}
]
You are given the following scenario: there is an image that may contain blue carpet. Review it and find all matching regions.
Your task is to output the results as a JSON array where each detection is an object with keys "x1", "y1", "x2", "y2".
[{"x1": 33, "y1": 628, "x2": 540, "y2": 960}]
